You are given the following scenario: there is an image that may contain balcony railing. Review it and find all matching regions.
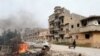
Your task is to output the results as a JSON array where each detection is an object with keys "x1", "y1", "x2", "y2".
[
  {"x1": 49, "y1": 17, "x2": 55, "y2": 22},
  {"x1": 50, "y1": 25, "x2": 54, "y2": 29},
  {"x1": 60, "y1": 22, "x2": 64, "y2": 26},
  {"x1": 54, "y1": 35, "x2": 59, "y2": 37},
  {"x1": 54, "y1": 27, "x2": 60, "y2": 31},
  {"x1": 79, "y1": 25, "x2": 100, "y2": 32},
  {"x1": 59, "y1": 31, "x2": 64, "y2": 34},
  {"x1": 54, "y1": 19, "x2": 60, "y2": 22}
]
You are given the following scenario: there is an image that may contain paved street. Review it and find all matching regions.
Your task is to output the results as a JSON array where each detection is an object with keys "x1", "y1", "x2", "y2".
[{"x1": 51, "y1": 44, "x2": 100, "y2": 56}]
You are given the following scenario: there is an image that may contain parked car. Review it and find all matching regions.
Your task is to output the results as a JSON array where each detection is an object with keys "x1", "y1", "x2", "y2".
[{"x1": 26, "y1": 40, "x2": 50, "y2": 48}]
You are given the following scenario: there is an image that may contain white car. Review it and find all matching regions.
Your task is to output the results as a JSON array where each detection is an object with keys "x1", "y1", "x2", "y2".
[
  {"x1": 26, "y1": 40, "x2": 50, "y2": 48},
  {"x1": 35, "y1": 40, "x2": 50, "y2": 48}
]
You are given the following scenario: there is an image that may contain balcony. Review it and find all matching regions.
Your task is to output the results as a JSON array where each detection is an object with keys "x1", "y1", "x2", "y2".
[
  {"x1": 59, "y1": 13, "x2": 64, "y2": 17},
  {"x1": 54, "y1": 27, "x2": 59, "y2": 31},
  {"x1": 59, "y1": 31, "x2": 64, "y2": 34},
  {"x1": 54, "y1": 35, "x2": 59, "y2": 37},
  {"x1": 54, "y1": 19, "x2": 60, "y2": 22},
  {"x1": 49, "y1": 15, "x2": 55, "y2": 22},
  {"x1": 79, "y1": 25, "x2": 100, "y2": 32},
  {"x1": 49, "y1": 25, "x2": 54, "y2": 29},
  {"x1": 60, "y1": 22, "x2": 64, "y2": 26}
]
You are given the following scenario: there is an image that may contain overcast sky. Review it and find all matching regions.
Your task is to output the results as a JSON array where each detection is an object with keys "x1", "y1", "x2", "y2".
[{"x1": 0, "y1": 0, "x2": 100, "y2": 28}]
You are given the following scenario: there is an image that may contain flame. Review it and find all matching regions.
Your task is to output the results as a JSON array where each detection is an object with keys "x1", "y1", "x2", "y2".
[{"x1": 18, "y1": 42, "x2": 28, "y2": 53}]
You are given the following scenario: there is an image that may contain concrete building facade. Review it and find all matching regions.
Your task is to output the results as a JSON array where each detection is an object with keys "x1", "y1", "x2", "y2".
[
  {"x1": 49, "y1": 6, "x2": 71, "y2": 41},
  {"x1": 48, "y1": 6, "x2": 85, "y2": 41},
  {"x1": 77, "y1": 16, "x2": 100, "y2": 48},
  {"x1": 49, "y1": 6, "x2": 100, "y2": 48},
  {"x1": 39, "y1": 29, "x2": 51, "y2": 41},
  {"x1": 22, "y1": 28, "x2": 48, "y2": 42}
]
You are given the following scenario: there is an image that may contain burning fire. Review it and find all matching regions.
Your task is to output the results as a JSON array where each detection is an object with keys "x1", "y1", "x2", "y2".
[{"x1": 18, "y1": 42, "x2": 28, "y2": 53}]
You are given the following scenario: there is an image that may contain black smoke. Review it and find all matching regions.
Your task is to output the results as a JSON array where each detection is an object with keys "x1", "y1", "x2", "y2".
[{"x1": 0, "y1": 11, "x2": 40, "y2": 32}]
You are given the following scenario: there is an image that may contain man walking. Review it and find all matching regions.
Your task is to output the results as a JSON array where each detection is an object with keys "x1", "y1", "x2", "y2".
[{"x1": 73, "y1": 39, "x2": 76, "y2": 49}]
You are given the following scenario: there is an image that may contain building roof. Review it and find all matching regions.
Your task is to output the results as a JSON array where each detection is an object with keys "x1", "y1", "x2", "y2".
[
  {"x1": 54, "y1": 6, "x2": 61, "y2": 10},
  {"x1": 81, "y1": 16, "x2": 100, "y2": 21},
  {"x1": 71, "y1": 13, "x2": 86, "y2": 20}
]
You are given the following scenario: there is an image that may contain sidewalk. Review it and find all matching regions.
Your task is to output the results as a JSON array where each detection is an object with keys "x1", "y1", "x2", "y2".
[{"x1": 51, "y1": 44, "x2": 100, "y2": 56}]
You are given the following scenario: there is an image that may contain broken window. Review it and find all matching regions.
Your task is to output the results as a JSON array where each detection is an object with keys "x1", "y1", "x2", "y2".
[
  {"x1": 61, "y1": 19, "x2": 64, "y2": 23},
  {"x1": 59, "y1": 16, "x2": 64, "y2": 19},
  {"x1": 98, "y1": 20, "x2": 100, "y2": 24},
  {"x1": 61, "y1": 28, "x2": 63, "y2": 31},
  {"x1": 71, "y1": 25, "x2": 74, "y2": 28},
  {"x1": 59, "y1": 16, "x2": 64, "y2": 23},
  {"x1": 81, "y1": 21, "x2": 87, "y2": 26},
  {"x1": 83, "y1": 23, "x2": 87, "y2": 26},
  {"x1": 60, "y1": 35, "x2": 64, "y2": 39},
  {"x1": 85, "y1": 33, "x2": 92, "y2": 39},
  {"x1": 77, "y1": 24, "x2": 80, "y2": 27}
]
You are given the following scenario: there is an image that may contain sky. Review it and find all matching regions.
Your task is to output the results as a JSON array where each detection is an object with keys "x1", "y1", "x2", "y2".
[{"x1": 0, "y1": 0, "x2": 100, "y2": 28}]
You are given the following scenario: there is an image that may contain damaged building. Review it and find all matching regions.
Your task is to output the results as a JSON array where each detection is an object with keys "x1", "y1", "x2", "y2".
[
  {"x1": 77, "y1": 16, "x2": 100, "y2": 48},
  {"x1": 48, "y1": 6, "x2": 84, "y2": 41},
  {"x1": 38, "y1": 29, "x2": 51, "y2": 41},
  {"x1": 48, "y1": 6, "x2": 100, "y2": 48}
]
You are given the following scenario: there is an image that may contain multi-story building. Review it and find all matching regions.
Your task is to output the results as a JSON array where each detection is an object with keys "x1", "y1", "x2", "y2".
[
  {"x1": 23, "y1": 28, "x2": 45, "y2": 41},
  {"x1": 49, "y1": 6, "x2": 70, "y2": 41},
  {"x1": 38, "y1": 29, "x2": 50, "y2": 41},
  {"x1": 49, "y1": 6, "x2": 100, "y2": 48},
  {"x1": 48, "y1": 6, "x2": 85, "y2": 41},
  {"x1": 77, "y1": 16, "x2": 100, "y2": 48}
]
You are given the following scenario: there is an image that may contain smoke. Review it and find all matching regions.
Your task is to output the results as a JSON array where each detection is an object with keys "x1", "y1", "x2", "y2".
[{"x1": 0, "y1": 11, "x2": 40, "y2": 32}]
